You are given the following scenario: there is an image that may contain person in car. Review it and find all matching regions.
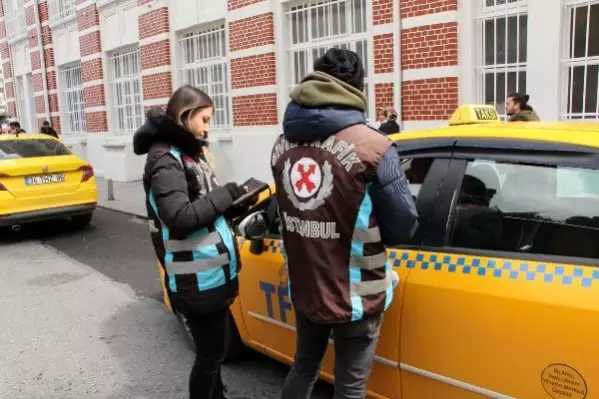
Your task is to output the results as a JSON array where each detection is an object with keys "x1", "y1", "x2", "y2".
[
  {"x1": 133, "y1": 85, "x2": 256, "y2": 399},
  {"x1": 271, "y1": 48, "x2": 418, "y2": 399},
  {"x1": 506, "y1": 93, "x2": 540, "y2": 122}
]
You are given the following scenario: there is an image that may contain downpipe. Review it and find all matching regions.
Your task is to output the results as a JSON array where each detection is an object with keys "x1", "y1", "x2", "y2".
[{"x1": 33, "y1": 0, "x2": 51, "y2": 126}]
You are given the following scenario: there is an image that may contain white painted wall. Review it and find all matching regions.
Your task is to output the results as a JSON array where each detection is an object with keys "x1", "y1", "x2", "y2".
[
  {"x1": 99, "y1": 0, "x2": 139, "y2": 52},
  {"x1": 53, "y1": 21, "x2": 81, "y2": 66},
  {"x1": 171, "y1": 0, "x2": 226, "y2": 32},
  {"x1": 526, "y1": 0, "x2": 563, "y2": 121},
  {"x1": 11, "y1": 39, "x2": 30, "y2": 76}
]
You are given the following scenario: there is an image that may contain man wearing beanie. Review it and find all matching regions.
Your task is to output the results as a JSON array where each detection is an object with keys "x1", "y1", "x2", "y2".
[{"x1": 271, "y1": 48, "x2": 418, "y2": 398}]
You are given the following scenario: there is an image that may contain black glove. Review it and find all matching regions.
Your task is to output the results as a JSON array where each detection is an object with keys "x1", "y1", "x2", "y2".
[{"x1": 224, "y1": 182, "x2": 246, "y2": 202}]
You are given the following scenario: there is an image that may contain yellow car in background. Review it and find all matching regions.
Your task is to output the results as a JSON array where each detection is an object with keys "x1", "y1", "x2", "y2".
[
  {"x1": 162, "y1": 105, "x2": 599, "y2": 398},
  {"x1": 0, "y1": 133, "x2": 98, "y2": 230}
]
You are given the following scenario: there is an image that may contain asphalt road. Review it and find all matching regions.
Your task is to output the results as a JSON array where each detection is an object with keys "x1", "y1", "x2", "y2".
[{"x1": 0, "y1": 208, "x2": 333, "y2": 399}]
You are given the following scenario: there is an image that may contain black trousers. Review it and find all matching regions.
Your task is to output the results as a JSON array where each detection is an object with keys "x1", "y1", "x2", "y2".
[{"x1": 185, "y1": 308, "x2": 230, "y2": 399}]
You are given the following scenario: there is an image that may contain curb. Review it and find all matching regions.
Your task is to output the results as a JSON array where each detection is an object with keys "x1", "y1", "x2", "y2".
[{"x1": 97, "y1": 204, "x2": 148, "y2": 220}]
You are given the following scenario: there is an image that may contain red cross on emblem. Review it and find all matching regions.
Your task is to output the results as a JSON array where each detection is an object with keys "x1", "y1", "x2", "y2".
[
  {"x1": 295, "y1": 164, "x2": 317, "y2": 193},
  {"x1": 289, "y1": 157, "x2": 323, "y2": 199}
]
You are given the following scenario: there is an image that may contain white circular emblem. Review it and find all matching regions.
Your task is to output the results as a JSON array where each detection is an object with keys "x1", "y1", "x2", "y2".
[{"x1": 290, "y1": 157, "x2": 322, "y2": 199}]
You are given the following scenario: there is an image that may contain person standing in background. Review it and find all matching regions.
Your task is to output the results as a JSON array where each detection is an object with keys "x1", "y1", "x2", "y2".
[
  {"x1": 505, "y1": 93, "x2": 540, "y2": 122},
  {"x1": 9, "y1": 121, "x2": 26, "y2": 135},
  {"x1": 41, "y1": 121, "x2": 59, "y2": 138},
  {"x1": 378, "y1": 107, "x2": 400, "y2": 135}
]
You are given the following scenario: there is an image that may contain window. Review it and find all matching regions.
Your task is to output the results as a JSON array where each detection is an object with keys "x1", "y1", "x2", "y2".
[
  {"x1": 59, "y1": 63, "x2": 86, "y2": 136},
  {"x1": 476, "y1": 0, "x2": 528, "y2": 118},
  {"x1": 402, "y1": 157, "x2": 435, "y2": 201},
  {"x1": 179, "y1": 24, "x2": 230, "y2": 131},
  {"x1": 563, "y1": 1, "x2": 599, "y2": 120},
  {"x1": 285, "y1": 0, "x2": 370, "y2": 114},
  {"x1": 450, "y1": 159, "x2": 599, "y2": 259},
  {"x1": 0, "y1": 139, "x2": 71, "y2": 160},
  {"x1": 107, "y1": 47, "x2": 143, "y2": 135},
  {"x1": 48, "y1": 0, "x2": 76, "y2": 25}
]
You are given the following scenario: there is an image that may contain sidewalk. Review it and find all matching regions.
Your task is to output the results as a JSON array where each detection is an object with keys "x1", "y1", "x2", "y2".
[{"x1": 96, "y1": 177, "x2": 147, "y2": 219}]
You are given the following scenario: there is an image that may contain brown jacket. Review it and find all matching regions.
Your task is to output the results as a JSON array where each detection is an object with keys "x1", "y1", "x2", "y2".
[{"x1": 271, "y1": 125, "x2": 393, "y2": 324}]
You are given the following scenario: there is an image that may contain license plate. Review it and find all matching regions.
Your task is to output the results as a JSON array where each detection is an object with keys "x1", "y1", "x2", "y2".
[{"x1": 25, "y1": 174, "x2": 66, "y2": 186}]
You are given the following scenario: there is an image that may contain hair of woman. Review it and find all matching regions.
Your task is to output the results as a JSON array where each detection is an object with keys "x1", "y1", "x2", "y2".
[{"x1": 166, "y1": 85, "x2": 216, "y2": 169}]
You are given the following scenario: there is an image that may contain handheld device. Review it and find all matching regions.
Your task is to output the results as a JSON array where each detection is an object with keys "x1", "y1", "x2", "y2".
[{"x1": 232, "y1": 177, "x2": 269, "y2": 207}]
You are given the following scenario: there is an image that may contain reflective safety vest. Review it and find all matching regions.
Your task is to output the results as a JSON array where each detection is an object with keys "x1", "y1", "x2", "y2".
[
  {"x1": 146, "y1": 147, "x2": 239, "y2": 315},
  {"x1": 271, "y1": 124, "x2": 393, "y2": 324}
]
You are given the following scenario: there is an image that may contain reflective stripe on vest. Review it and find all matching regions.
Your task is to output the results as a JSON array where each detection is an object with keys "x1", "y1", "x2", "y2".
[
  {"x1": 165, "y1": 230, "x2": 222, "y2": 252},
  {"x1": 348, "y1": 185, "x2": 392, "y2": 321},
  {"x1": 147, "y1": 149, "x2": 239, "y2": 293}
]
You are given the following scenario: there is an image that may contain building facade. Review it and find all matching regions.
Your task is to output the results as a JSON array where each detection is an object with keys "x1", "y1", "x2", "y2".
[{"x1": 0, "y1": 0, "x2": 598, "y2": 183}]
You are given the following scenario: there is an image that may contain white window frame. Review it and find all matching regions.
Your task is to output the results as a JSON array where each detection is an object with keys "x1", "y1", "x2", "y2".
[
  {"x1": 475, "y1": 0, "x2": 528, "y2": 119},
  {"x1": 561, "y1": 0, "x2": 599, "y2": 120},
  {"x1": 178, "y1": 23, "x2": 231, "y2": 132},
  {"x1": 106, "y1": 46, "x2": 143, "y2": 135},
  {"x1": 59, "y1": 62, "x2": 86, "y2": 136},
  {"x1": 284, "y1": 0, "x2": 371, "y2": 116},
  {"x1": 48, "y1": 0, "x2": 77, "y2": 27}
]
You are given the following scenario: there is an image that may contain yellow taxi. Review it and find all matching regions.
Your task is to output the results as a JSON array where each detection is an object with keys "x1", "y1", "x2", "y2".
[
  {"x1": 161, "y1": 105, "x2": 599, "y2": 399},
  {"x1": 0, "y1": 133, "x2": 98, "y2": 229}
]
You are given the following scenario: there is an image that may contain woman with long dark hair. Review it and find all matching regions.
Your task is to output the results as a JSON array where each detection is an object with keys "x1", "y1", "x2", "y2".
[{"x1": 133, "y1": 85, "x2": 255, "y2": 399}]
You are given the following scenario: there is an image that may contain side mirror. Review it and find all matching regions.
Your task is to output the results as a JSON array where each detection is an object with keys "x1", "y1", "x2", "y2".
[{"x1": 238, "y1": 211, "x2": 269, "y2": 240}]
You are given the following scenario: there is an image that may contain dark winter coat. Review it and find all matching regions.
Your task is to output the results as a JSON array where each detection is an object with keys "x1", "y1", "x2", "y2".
[{"x1": 133, "y1": 108, "x2": 241, "y2": 316}]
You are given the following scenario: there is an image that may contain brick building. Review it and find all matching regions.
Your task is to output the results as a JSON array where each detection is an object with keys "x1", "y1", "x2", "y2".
[{"x1": 0, "y1": 0, "x2": 598, "y2": 182}]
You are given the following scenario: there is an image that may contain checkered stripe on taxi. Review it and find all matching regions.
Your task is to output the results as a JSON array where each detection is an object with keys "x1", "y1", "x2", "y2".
[
  {"x1": 389, "y1": 250, "x2": 599, "y2": 288},
  {"x1": 265, "y1": 239, "x2": 285, "y2": 254},
  {"x1": 250, "y1": 240, "x2": 599, "y2": 288}
]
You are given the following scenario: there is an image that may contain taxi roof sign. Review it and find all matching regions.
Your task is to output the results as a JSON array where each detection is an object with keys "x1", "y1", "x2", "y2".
[{"x1": 449, "y1": 104, "x2": 501, "y2": 126}]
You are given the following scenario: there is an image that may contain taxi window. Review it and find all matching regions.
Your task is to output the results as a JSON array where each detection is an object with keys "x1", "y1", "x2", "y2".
[
  {"x1": 0, "y1": 139, "x2": 71, "y2": 160},
  {"x1": 450, "y1": 159, "x2": 599, "y2": 260},
  {"x1": 402, "y1": 157, "x2": 434, "y2": 201}
]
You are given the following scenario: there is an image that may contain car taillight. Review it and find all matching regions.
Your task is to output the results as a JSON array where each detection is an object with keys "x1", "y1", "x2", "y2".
[
  {"x1": 80, "y1": 165, "x2": 94, "y2": 183},
  {"x1": 0, "y1": 182, "x2": 6, "y2": 191}
]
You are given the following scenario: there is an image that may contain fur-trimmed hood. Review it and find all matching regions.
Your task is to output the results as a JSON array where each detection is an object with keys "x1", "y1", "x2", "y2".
[{"x1": 133, "y1": 107, "x2": 206, "y2": 157}]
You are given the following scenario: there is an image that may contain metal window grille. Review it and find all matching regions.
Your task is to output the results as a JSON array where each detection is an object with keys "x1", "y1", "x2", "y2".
[
  {"x1": 48, "y1": 0, "x2": 76, "y2": 25},
  {"x1": 476, "y1": 0, "x2": 528, "y2": 119},
  {"x1": 179, "y1": 25, "x2": 230, "y2": 131},
  {"x1": 562, "y1": 1, "x2": 599, "y2": 120},
  {"x1": 59, "y1": 63, "x2": 86, "y2": 136},
  {"x1": 285, "y1": 0, "x2": 370, "y2": 115},
  {"x1": 108, "y1": 47, "x2": 143, "y2": 135}
]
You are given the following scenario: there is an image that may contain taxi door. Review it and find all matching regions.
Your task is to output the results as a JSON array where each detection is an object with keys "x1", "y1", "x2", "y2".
[
  {"x1": 236, "y1": 197, "x2": 297, "y2": 360},
  {"x1": 399, "y1": 141, "x2": 599, "y2": 398}
]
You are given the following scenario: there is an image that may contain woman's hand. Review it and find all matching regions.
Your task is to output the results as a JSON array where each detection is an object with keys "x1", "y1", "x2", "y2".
[{"x1": 223, "y1": 182, "x2": 246, "y2": 201}]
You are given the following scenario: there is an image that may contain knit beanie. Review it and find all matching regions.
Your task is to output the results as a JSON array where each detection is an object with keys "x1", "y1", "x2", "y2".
[{"x1": 313, "y1": 48, "x2": 365, "y2": 91}]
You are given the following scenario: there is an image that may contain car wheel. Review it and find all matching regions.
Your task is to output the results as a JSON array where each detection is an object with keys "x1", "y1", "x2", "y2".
[
  {"x1": 176, "y1": 310, "x2": 245, "y2": 362},
  {"x1": 71, "y1": 213, "x2": 93, "y2": 228}
]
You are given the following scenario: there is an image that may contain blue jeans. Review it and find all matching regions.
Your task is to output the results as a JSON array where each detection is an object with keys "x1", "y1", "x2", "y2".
[{"x1": 281, "y1": 311, "x2": 382, "y2": 399}]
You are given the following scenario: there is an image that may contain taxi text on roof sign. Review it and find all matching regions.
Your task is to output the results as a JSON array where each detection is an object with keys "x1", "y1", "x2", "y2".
[{"x1": 449, "y1": 104, "x2": 501, "y2": 126}]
